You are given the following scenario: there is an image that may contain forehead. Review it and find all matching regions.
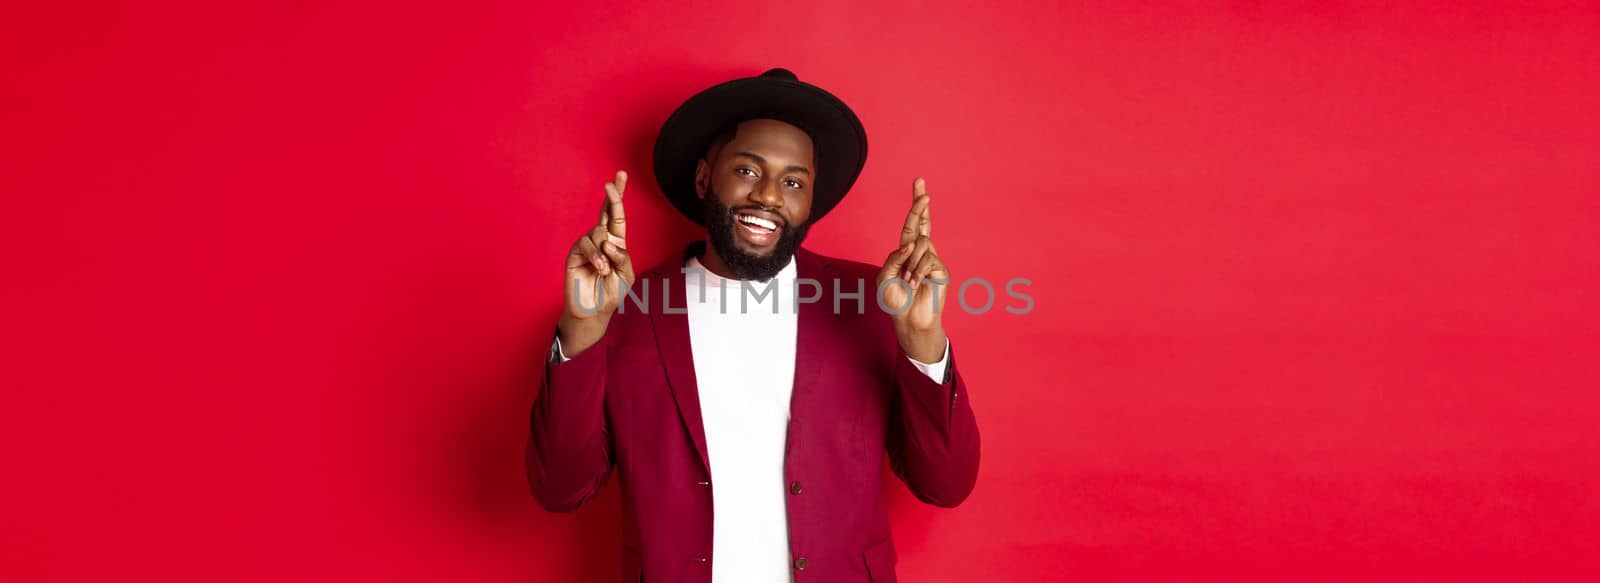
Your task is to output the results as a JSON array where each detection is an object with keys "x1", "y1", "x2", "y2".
[{"x1": 722, "y1": 119, "x2": 815, "y2": 168}]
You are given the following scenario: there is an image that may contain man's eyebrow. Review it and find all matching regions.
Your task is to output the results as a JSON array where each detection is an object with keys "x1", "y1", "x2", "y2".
[{"x1": 735, "y1": 151, "x2": 812, "y2": 176}]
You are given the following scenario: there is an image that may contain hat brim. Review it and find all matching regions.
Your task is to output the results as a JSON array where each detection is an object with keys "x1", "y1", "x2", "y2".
[{"x1": 652, "y1": 72, "x2": 867, "y2": 226}]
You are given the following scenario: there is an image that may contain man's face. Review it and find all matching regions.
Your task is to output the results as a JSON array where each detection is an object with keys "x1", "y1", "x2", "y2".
[{"x1": 695, "y1": 118, "x2": 816, "y2": 279}]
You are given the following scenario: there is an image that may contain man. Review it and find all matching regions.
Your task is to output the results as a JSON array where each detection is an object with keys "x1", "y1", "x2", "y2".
[{"x1": 526, "y1": 68, "x2": 980, "y2": 583}]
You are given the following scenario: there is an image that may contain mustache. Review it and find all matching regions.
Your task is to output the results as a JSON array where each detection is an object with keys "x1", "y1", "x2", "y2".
[{"x1": 725, "y1": 205, "x2": 788, "y2": 228}]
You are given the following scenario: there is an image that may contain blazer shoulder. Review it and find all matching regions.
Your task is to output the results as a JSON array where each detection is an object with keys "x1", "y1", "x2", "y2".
[{"x1": 797, "y1": 247, "x2": 880, "y2": 280}]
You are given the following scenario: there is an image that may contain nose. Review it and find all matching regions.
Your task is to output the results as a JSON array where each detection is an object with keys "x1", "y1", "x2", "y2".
[{"x1": 749, "y1": 177, "x2": 783, "y2": 209}]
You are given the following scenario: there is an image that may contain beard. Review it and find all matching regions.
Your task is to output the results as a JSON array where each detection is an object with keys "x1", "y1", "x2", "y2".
[{"x1": 701, "y1": 187, "x2": 810, "y2": 281}]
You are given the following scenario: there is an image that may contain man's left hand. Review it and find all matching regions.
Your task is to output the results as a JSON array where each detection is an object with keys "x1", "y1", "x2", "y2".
[{"x1": 878, "y1": 177, "x2": 949, "y2": 364}]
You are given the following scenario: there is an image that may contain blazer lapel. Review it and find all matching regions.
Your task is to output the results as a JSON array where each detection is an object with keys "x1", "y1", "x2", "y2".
[
  {"x1": 650, "y1": 255, "x2": 711, "y2": 476},
  {"x1": 788, "y1": 248, "x2": 830, "y2": 459}
]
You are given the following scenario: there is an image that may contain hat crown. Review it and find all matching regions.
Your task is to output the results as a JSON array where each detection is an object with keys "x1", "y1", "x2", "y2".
[{"x1": 761, "y1": 67, "x2": 798, "y2": 81}]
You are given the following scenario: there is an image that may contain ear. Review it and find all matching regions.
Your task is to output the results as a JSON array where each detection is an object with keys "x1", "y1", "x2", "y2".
[{"x1": 694, "y1": 158, "x2": 710, "y2": 199}]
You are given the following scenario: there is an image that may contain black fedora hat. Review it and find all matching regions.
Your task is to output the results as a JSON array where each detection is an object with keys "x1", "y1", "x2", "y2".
[{"x1": 652, "y1": 68, "x2": 867, "y2": 226}]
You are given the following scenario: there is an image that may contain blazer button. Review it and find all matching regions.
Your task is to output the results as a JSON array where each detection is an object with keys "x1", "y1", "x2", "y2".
[
  {"x1": 789, "y1": 481, "x2": 802, "y2": 495},
  {"x1": 793, "y1": 557, "x2": 808, "y2": 571},
  {"x1": 695, "y1": 556, "x2": 709, "y2": 564}
]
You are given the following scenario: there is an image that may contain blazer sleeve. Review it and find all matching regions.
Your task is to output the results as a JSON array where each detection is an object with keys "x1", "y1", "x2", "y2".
[
  {"x1": 524, "y1": 330, "x2": 615, "y2": 512},
  {"x1": 886, "y1": 341, "x2": 981, "y2": 508}
]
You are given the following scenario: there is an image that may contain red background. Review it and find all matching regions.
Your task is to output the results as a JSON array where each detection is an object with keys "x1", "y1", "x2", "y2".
[{"x1": 4, "y1": 1, "x2": 1598, "y2": 580}]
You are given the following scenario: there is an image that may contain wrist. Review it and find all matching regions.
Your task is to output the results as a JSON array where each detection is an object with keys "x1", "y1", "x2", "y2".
[
  {"x1": 556, "y1": 314, "x2": 609, "y2": 357},
  {"x1": 897, "y1": 325, "x2": 947, "y2": 364}
]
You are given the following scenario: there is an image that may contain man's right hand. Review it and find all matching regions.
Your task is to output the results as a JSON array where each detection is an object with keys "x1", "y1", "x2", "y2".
[{"x1": 557, "y1": 170, "x2": 634, "y2": 357}]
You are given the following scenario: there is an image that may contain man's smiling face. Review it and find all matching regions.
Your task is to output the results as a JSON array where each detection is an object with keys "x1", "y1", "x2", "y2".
[{"x1": 695, "y1": 118, "x2": 816, "y2": 279}]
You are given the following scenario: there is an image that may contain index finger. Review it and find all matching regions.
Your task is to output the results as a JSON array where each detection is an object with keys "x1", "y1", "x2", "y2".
[
  {"x1": 900, "y1": 192, "x2": 930, "y2": 247},
  {"x1": 599, "y1": 170, "x2": 628, "y2": 240},
  {"x1": 913, "y1": 177, "x2": 930, "y2": 238}
]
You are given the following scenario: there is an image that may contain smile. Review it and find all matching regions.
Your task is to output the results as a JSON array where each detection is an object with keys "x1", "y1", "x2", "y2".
[
  {"x1": 737, "y1": 214, "x2": 778, "y2": 231},
  {"x1": 734, "y1": 211, "x2": 782, "y2": 245}
]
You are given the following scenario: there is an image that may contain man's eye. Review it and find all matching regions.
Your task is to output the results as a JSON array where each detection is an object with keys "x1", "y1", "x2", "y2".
[
  {"x1": 736, "y1": 167, "x2": 757, "y2": 176},
  {"x1": 784, "y1": 179, "x2": 803, "y2": 189}
]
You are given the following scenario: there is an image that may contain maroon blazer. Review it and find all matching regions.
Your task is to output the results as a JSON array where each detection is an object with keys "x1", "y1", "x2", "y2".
[{"x1": 525, "y1": 244, "x2": 980, "y2": 583}]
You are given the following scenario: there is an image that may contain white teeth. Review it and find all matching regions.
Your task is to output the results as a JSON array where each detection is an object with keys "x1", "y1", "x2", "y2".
[{"x1": 737, "y1": 215, "x2": 777, "y2": 231}]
